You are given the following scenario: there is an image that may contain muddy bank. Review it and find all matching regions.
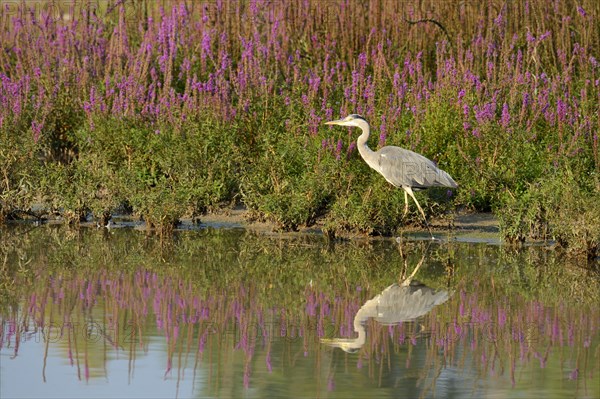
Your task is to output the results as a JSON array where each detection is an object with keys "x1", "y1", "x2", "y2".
[
  {"x1": 2, "y1": 205, "x2": 511, "y2": 246},
  {"x1": 191, "y1": 207, "x2": 502, "y2": 244}
]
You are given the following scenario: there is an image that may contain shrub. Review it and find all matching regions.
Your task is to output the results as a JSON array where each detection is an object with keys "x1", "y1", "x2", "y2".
[{"x1": 497, "y1": 169, "x2": 599, "y2": 258}]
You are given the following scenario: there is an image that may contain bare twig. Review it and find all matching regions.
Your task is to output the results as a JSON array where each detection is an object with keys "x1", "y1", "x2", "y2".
[{"x1": 404, "y1": 17, "x2": 453, "y2": 51}]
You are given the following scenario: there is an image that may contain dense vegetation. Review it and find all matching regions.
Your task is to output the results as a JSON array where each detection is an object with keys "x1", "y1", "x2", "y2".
[{"x1": 0, "y1": 1, "x2": 598, "y2": 256}]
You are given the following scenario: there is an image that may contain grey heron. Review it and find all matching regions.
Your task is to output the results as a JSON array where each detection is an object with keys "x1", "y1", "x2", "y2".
[
  {"x1": 321, "y1": 255, "x2": 449, "y2": 353},
  {"x1": 325, "y1": 114, "x2": 458, "y2": 234}
]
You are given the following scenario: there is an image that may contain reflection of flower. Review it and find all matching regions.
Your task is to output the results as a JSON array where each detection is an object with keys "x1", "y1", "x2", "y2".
[
  {"x1": 3, "y1": 239, "x2": 599, "y2": 393},
  {"x1": 569, "y1": 368, "x2": 579, "y2": 380}
]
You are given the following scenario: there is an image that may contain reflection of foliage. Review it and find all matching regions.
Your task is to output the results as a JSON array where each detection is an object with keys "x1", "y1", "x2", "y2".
[
  {"x1": 1, "y1": 226, "x2": 598, "y2": 307},
  {"x1": 0, "y1": 226, "x2": 36, "y2": 309},
  {"x1": 1, "y1": 226, "x2": 598, "y2": 395}
]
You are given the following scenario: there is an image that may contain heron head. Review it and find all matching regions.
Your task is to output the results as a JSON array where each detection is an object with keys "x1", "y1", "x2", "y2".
[{"x1": 325, "y1": 114, "x2": 366, "y2": 127}]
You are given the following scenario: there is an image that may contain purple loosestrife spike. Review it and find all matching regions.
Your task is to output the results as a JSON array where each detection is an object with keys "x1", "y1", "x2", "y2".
[
  {"x1": 569, "y1": 369, "x2": 579, "y2": 380},
  {"x1": 346, "y1": 142, "x2": 356, "y2": 159},
  {"x1": 526, "y1": 31, "x2": 536, "y2": 43},
  {"x1": 556, "y1": 98, "x2": 568, "y2": 123},
  {"x1": 486, "y1": 61, "x2": 494, "y2": 79},
  {"x1": 31, "y1": 121, "x2": 43, "y2": 143},
  {"x1": 539, "y1": 31, "x2": 551, "y2": 42},
  {"x1": 522, "y1": 92, "x2": 530, "y2": 109},
  {"x1": 494, "y1": 11, "x2": 504, "y2": 28},
  {"x1": 358, "y1": 52, "x2": 367, "y2": 71},
  {"x1": 379, "y1": 116, "x2": 387, "y2": 146},
  {"x1": 309, "y1": 75, "x2": 320, "y2": 94},
  {"x1": 500, "y1": 103, "x2": 510, "y2": 128},
  {"x1": 301, "y1": 94, "x2": 309, "y2": 107},
  {"x1": 335, "y1": 139, "x2": 343, "y2": 160}
]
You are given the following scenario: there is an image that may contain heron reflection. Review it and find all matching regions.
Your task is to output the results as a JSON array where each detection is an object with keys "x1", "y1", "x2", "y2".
[{"x1": 321, "y1": 253, "x2": 449, "y2": 353}]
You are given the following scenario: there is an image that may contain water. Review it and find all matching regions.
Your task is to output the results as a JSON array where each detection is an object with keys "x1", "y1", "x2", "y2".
[{"x1": 1, "y1": 224, "x2": 598, "y2": 399}]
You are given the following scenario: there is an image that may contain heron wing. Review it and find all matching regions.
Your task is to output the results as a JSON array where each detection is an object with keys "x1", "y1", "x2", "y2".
[
  {"x1": 375, "y1": 146, "x2": 458, "y2": 189},
  {"x1": 373, "y1": 284, "x2": 450, "y2": 324}
]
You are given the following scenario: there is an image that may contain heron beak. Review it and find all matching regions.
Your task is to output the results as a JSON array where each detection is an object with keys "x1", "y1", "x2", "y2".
[
  {"x1": 325, "y1": 119, "x2": 344, "y2": 126},
  {"x1": 320, "y1": 338, "x2": 361, "y2": 353},
  {"x1": 320, "y1": 338, "x2": 344, "y2": 349}
]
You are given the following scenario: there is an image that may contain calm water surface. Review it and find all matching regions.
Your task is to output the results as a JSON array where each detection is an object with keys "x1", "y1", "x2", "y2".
[{"x1": 1, "y1": 225, "x2": 598, "y2": 398}]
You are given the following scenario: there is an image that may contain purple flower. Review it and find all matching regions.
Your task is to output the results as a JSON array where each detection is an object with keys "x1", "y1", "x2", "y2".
[
  {"x1": 569, "y1": 369, "x2": 579, "y2": 380},
  {"x1": 379, "y1": 115, "x2": 387, "y2": 146},
  {"x1": 522, "y1": 92, "x2": 530, "y2": 109},
  {"x1": 556, "y1": 98, "x2": 568, "y2": 123},
  {"x1": 486, "y1": 61, "x2": 494, "y2": 79},
  {"x1": 335, "y1": 139, "x2": 343, "y2": 160},
  {"x1": 308, "y1": 75, "x2": 321, "y2": 94},
  {"x1": 474, "y1": 103, "x2": 495, "y2": 124},
  {"x1": 494, "y1": 11, "x2": 503, "y2": 27},
  {"x1": 463, "y1": 104, "x2": 470, "y2": 118},
  {"x1": 31, "y1": 121, "x2": 43, "y2": 143},
  {"x1": 346, "y1": 142, "x2": 356, "y2": 159},
  {"x1": 500, "y1": 103, "x2": 510, "y2": 128},
  {"x1": 539, "y1": 31, "x2": 551, "y2": 42},
  {"x1": 358, "y1": 52, "x2": 367, "y2": 72},
  {"x1": 577, "y1": 6, "x2": 587, "y2": 17}
]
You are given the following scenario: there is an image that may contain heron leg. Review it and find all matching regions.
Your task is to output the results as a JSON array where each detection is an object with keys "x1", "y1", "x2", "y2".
[
  {"x1": 403, "y1": 190, "x2": 409, "y2": 216},
  {"x1": 403, "y1": 187, "x2": 427, "y2": 221},
  {"x1": 401, "y1": 252, "x2": 426, "y2": 286},
  {"x1": 403, "y1": 186, "x2": 434, "y2": 239}
]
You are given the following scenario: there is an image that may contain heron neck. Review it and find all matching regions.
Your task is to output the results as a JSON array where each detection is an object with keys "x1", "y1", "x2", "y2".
[
  {"x1": 353, "y1": 321, "x2": 366, "y2": 346},
  {"x1": 354, "y1": 119, "x2": 378, "y2": 168},
  {"x1": 353, "y1": 308, "x2": 368, "y2": 341}
]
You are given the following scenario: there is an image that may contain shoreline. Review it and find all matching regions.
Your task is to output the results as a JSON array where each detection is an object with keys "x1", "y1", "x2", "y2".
[{"x1": 3, "y1": 206, "x2": 504, "y2": 245}]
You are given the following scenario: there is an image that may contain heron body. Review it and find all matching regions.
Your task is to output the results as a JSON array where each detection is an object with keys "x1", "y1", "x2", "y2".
[
  {"x1": 322, "y1": 281, "x2": 450, "y2": 352},
  {"x1": 325, "y1": 114, "x2": 457, "y2": 231}
]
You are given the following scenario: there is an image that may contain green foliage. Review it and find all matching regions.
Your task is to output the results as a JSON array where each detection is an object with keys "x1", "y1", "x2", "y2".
[
  {"x1": 497, "y1": 169, "x2": 600, "y2": 258},
  {"x1": 99, "y1": 118, "x2": 240, "y2": 230},
  {"x1": 423, "y1": 107, "x2": 547, "y2": 212},
  {"x1": 240, "y1": 125, "x2": 335, "y2": 230},
  {"x1": 1, "y1": 0, "x2": 598, "y2": 249},
  {"x1": 35, "y1": 117, "x2": 240, "y2": 230},
  {"x1": 0, "y1": 125, "x2": 42, "y2": 222},
  {"x1": 325, "y1": 177, "x2": 406, "y2": 236}
]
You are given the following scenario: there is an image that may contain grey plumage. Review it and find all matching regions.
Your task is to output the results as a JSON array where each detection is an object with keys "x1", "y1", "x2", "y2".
[
  {"x1": 325, "y1": 114, "x2": 457, "y2": 232},
  {"x1": 375, "y1": 146, "x2": 457, "y2": 189},
  {"x1": 366, "y1": 282, "x2": 450, "y2": 324},
  {"x1": 321, "y1": 254, "x2": 450, "y2": 353},
  {"x1": 321, "y1": 281, "x2": 449, "y2": 353}
]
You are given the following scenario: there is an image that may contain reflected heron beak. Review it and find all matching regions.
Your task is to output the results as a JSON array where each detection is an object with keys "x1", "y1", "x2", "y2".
[{"x1": 320, "y1": 338, "x2": 361, "y2": 353}]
